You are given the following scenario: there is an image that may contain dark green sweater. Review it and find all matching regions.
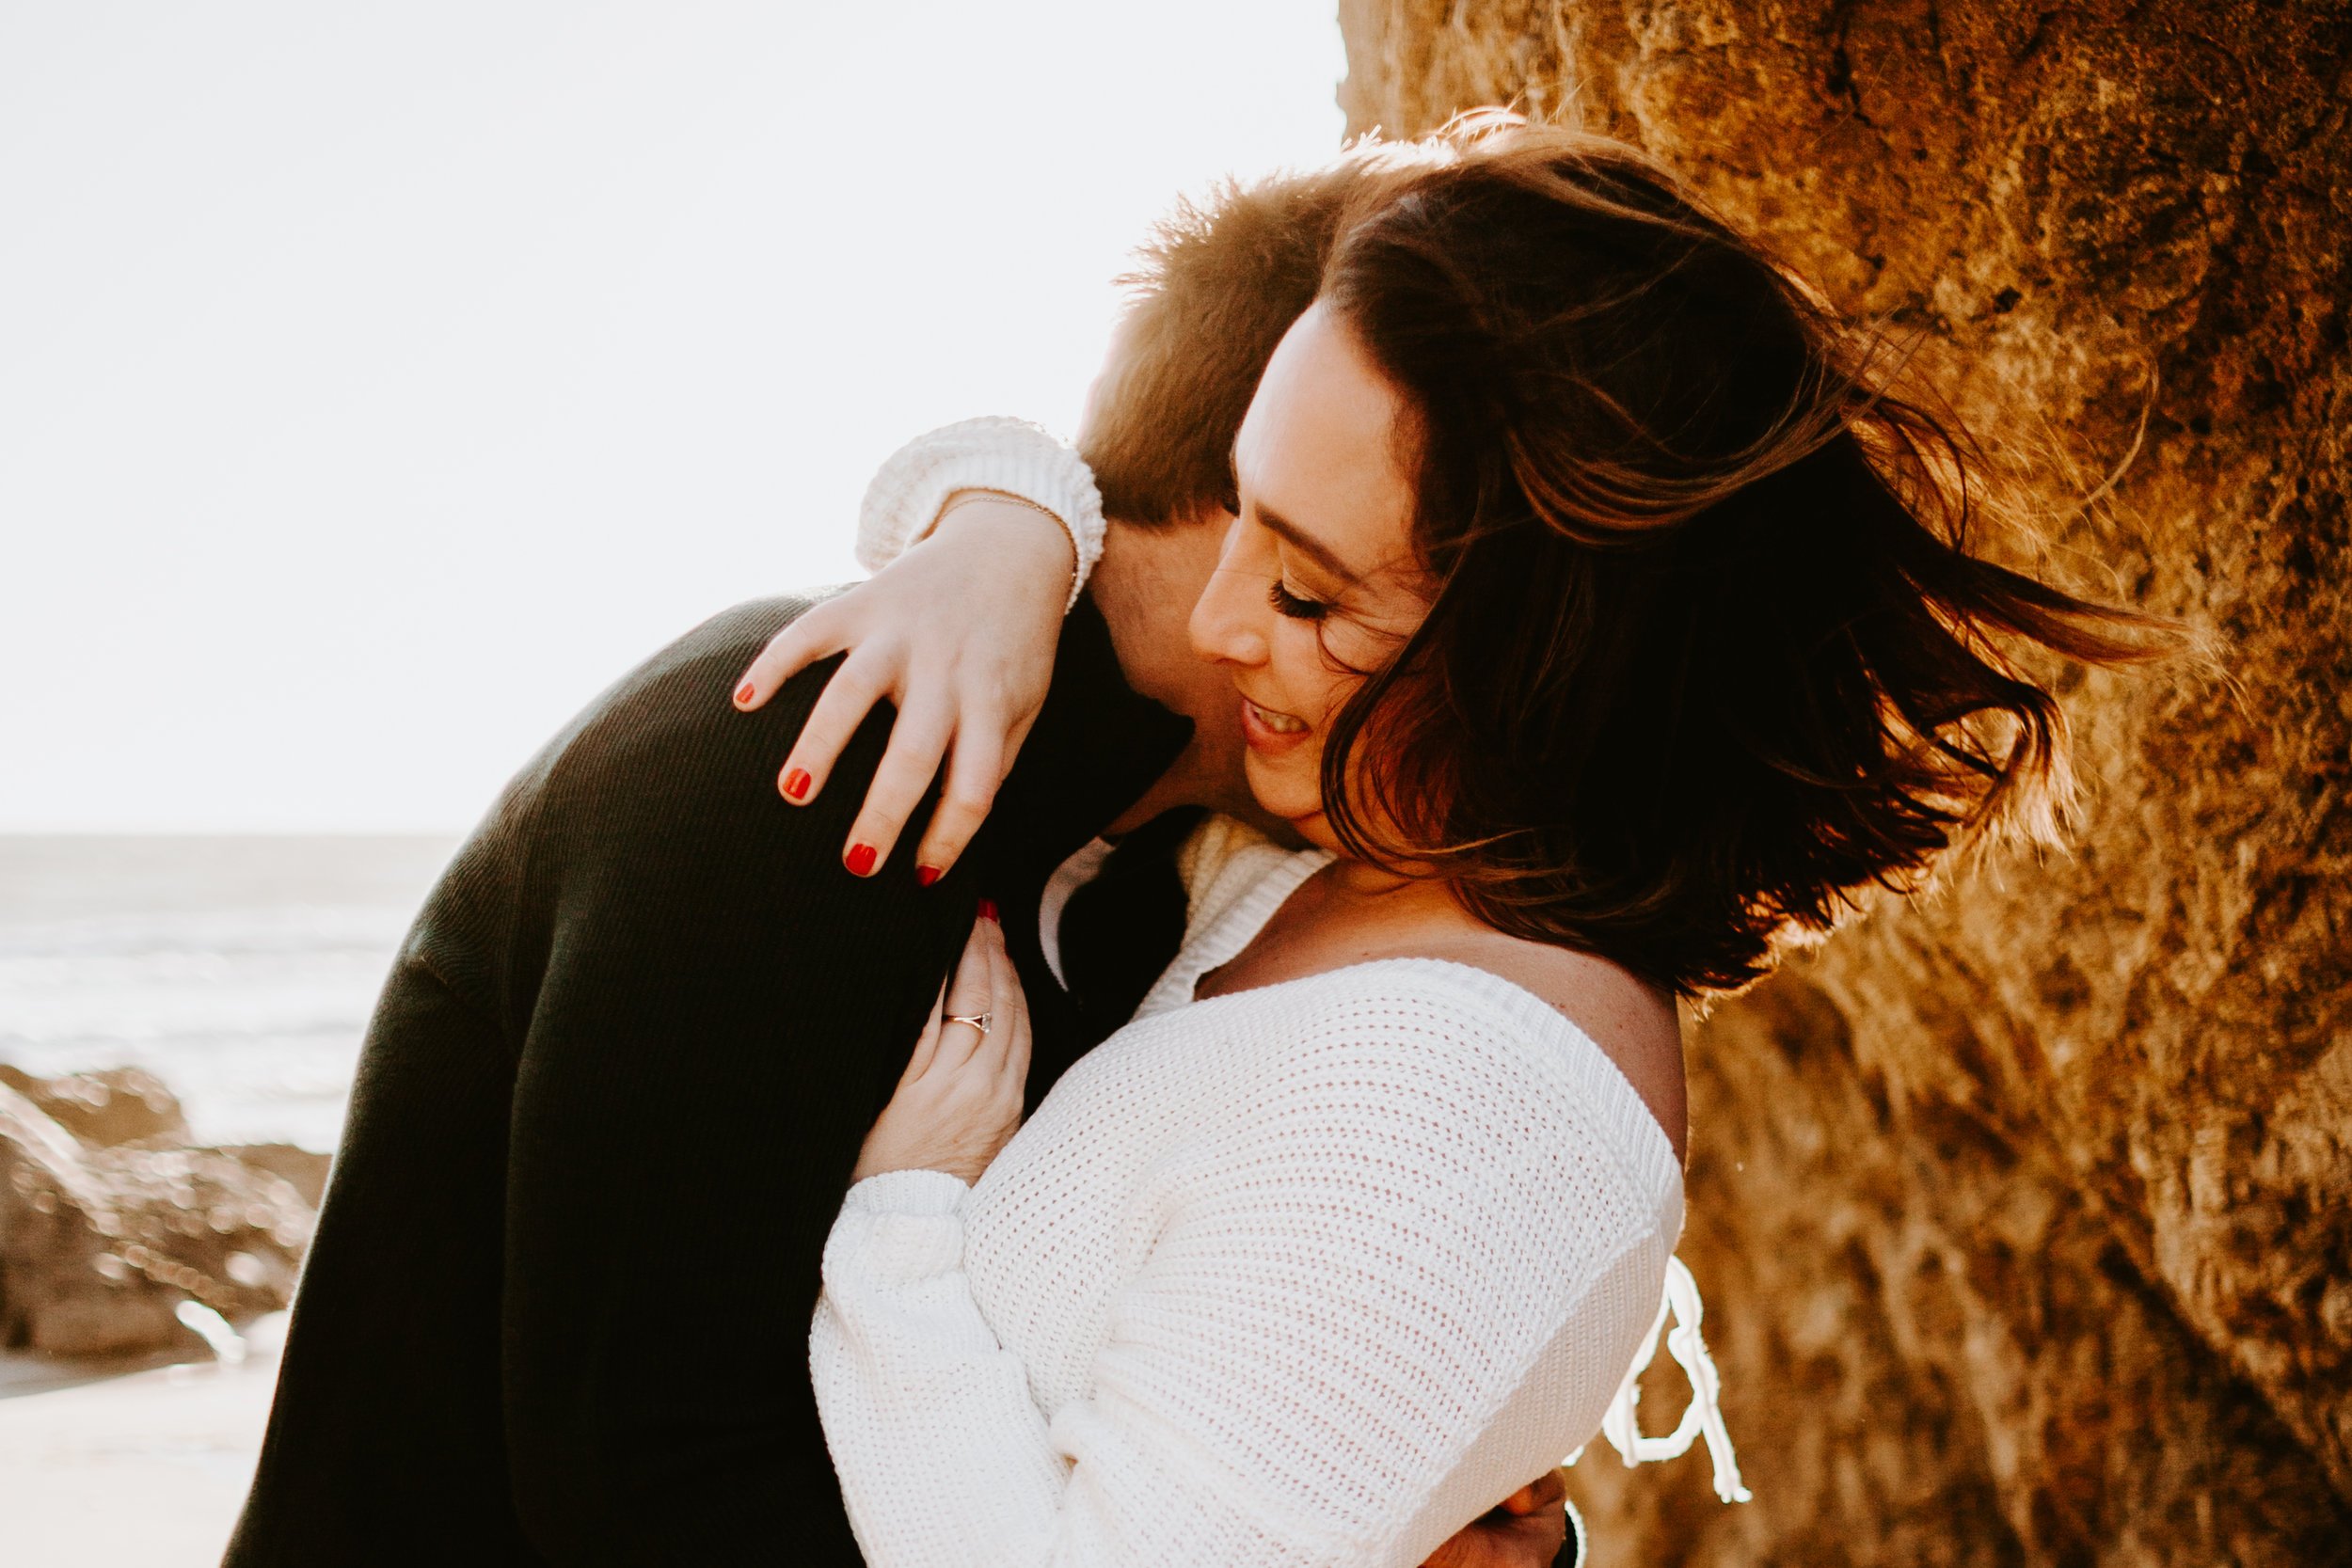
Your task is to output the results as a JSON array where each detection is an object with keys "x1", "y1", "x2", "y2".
[{"x1": 223, "y1": 594, "x2": 1190, "y2": 1566}]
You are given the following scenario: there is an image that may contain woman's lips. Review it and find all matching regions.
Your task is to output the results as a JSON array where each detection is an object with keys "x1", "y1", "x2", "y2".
[{"x1": 1240, "y1": 695, "x2": 1311, "y2": 752}]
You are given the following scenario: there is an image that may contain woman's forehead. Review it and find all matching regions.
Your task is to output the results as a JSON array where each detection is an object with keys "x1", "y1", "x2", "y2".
[{"x1": 1233, "y1": 302, "x2": 1419, "y2": 582}]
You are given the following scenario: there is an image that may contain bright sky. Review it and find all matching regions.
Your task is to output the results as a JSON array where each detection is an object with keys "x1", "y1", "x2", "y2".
[{"x1": 0, "y1": 2, "x2": 1347, "y2": 832}]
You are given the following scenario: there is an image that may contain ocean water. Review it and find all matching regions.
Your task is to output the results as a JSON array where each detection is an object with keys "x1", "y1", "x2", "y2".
[{"x1": 0, "y1": 837, "x2": 459, "y2": 1152}]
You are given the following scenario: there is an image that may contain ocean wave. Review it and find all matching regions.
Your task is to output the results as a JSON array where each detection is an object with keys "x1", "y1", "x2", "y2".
[{"x1": 0, "y1": 851, "x2": 445, "y2": 1151}]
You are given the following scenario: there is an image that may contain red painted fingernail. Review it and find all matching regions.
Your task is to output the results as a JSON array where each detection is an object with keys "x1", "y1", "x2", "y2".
[
  {"x1": 783, "y1": 768, "x2": 811, "y2": 800},
  {"x1": 846, "y1": 843, "x2": 877, "y2": 877},
  {"x1": 977, "y1": 897, "x2": 998, "y2": 923},
  {"x1": 734, "y1": 681, "x2": 756, "y2": 705},
  {"x1": 916, "y1": 865, "x2": 942, "y2": 887}
]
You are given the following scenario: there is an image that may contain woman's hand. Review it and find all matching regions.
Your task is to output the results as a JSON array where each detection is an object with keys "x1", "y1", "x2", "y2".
[
  {"x1": 1420, "y1": 1469, "x2": 1573, "y2": 1568},
  {"x1": 850, "y1": 905, "x2": 1032, "y2": 1186},
  {"x1": 734, "y1": 495, "x2": 1074, "y2": 885}
]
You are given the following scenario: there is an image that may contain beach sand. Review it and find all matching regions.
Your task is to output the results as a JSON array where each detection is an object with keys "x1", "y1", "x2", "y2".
[{"x1": 0, "y1": 1316, "x2": 283, "y2": 1568}]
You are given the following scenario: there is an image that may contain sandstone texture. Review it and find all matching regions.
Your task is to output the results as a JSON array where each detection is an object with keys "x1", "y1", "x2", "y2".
[
  {"x1": 0, "y1": 1069, "x2": 325, "y2": 1358},
  {"x1": 1335, "y1": 3, "x2": 2350, "y2": 1563}
]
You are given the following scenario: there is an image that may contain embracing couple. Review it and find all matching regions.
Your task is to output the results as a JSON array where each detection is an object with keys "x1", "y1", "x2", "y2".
[{"x1": 225, "y1": 114, "x2": 2157, "y2": 1568}]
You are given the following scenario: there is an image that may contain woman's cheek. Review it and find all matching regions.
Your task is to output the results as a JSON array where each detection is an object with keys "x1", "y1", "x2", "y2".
[{"x1": 1306, "y1": 664, "x2": 1367, "y2": 736}]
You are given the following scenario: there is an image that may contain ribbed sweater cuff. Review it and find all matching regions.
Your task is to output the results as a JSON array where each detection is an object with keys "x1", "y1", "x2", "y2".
[
  {"x1": 855, "y1": 417, "x2": 1104, "y2": 610},
  {"x1": 834, "y1": 1167, "x2": 971, "y2": 1282}
]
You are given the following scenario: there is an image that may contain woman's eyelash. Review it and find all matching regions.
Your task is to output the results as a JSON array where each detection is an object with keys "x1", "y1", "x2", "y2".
[{"x1": 1268, "y1": 580, "x2": 1329, "y2": 621}]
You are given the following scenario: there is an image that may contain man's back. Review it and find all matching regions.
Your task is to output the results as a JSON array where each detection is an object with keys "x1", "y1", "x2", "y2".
[{"x1": 226, "y1": 594, "x2": 1187, "y2": 1565}]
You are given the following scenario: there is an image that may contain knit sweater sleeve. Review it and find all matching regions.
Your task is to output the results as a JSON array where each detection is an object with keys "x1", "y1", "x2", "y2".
[
  {"x1": 808, "y1": 980, "x2": 1674, "y2": 1568},
  {"x1": 856, "y1": 417, "x2": 1106, "y2": 610}
]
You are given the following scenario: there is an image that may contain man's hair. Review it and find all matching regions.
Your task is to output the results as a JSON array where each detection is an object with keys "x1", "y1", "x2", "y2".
[{"x1": 1081, "y1": 155, "x2": 1394, "y2": 527}]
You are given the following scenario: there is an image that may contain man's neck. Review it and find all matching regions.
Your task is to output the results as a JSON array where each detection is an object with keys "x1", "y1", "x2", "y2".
[{"x1": 1089, "y1": 514, "x2": 1212, "y2": 659}]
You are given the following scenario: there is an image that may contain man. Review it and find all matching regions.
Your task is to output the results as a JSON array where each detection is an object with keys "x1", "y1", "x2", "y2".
[{"x1": 225, "y1": 154, "x2": 1570, "y2": 1567}]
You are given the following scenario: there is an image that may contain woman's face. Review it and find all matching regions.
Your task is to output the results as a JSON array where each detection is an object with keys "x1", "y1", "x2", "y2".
[{"x1": 1189, "y1": 300, "x2": 1434, "y2": 853}]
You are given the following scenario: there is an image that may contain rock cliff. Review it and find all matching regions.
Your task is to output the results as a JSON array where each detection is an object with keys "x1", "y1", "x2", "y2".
[{"x1": 1333, "y1": 3, "x2": 2351, "y2": 1561}]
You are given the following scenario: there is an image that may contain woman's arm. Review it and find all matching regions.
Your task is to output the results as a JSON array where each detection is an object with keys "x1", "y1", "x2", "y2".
[
  {"x1": 810, "y1": 986, "x2": 1669, "y2": 1568},
  {"x1": 850, "y1": 416, "x2": 1105, "y2": 603},
  {"x1": 734, "y1": 420, "x2": 1098, "y2": 883}
]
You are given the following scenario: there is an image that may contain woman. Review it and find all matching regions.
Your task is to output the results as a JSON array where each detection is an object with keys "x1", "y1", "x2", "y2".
[{"x1": 746, "y1": 116, "x2": 2169, "y2": 1566}]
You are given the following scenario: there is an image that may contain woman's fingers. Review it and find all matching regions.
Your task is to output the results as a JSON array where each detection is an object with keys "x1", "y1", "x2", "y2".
[
  {"x1": 854, "y1": 909, "x2": 1025, "y2": 1187},
  {"x1": 906, "y1": 725, "x2": 1007, "y2": 884},
  {"x1": 772, "y1": 650, "x2": 892, "y2": 809},
  {"x1": 898, "y1": 979, "x2": 949, "y2": 1086},
  {"x1": 983, "y1": 917, "x2": 1030, "y2": 1089},
  {"x1": 1497, "y1": 1468, "x2": 1567, "y2": 1517},
  {"x1": 964, "y1": 913, "x2": 1025, "y2": 1095},
  {"x1": 933, "y1": 914, "x2": 997, "y2": 1070},
  {"x1": 733, "y1": 607, "x2": 845, "y2": 713},
  {"x1": 840, "y1": 695, "x2": 958, "y2": 878},
  {"x1": 731, "y1": 576, "x2": 1041, "y2": 884}
]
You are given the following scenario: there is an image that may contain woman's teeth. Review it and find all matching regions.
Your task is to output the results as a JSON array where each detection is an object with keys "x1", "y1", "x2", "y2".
[{"x1": 1247, "y1": 699, "x2": 1307, "y2": 734}]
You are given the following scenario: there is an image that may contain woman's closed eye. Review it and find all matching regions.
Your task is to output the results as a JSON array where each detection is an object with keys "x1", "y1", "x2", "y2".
[{"x1": 1267, "y1": 578, "x2": 1330, "y2": 621}]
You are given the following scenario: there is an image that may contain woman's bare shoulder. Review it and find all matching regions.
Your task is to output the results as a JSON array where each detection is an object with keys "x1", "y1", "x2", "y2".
[{"x1": 1436, "y1": 930, "x2": 1688, "y2": 1163}]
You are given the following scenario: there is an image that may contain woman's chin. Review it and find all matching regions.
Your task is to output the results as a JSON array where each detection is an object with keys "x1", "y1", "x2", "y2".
[{"x1": 1242, "y1": 765, "x2": 1338, "y2": 851}]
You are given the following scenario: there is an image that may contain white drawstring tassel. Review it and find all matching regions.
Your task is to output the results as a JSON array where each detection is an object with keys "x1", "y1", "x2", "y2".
[
  {"x1": 1568, "y1": 1257, "x2": 1752, "y2": 1503},
  {"x1": 1660, "y1": 1258, "x2": 1750, "y2": 1503}
]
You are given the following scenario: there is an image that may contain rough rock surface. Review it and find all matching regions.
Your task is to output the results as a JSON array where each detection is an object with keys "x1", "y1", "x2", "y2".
[
  {"x1": 1335, "y1": 3, "x2": 2350, "y2": 1563},
  {"x1": 0, "y1": 1071, "x2": 321, "y2": 1358}
]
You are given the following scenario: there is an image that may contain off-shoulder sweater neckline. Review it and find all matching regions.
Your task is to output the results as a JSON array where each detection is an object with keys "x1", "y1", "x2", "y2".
[{"x1": 1137, "y1": 834, "x2": 1685, "y2": 1233}]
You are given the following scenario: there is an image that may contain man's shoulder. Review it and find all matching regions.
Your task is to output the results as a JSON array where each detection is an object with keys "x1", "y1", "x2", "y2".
[
  {"x1": 400, "y1": 591, "x2": 900, "y2": 1023},
  {"x1": 525, "y1": 594, "x2": 841, "y2": 788},
  {"x1": 438, "y1": 593, "x2": 855, "y2": 903},
  {"x1": 587, "y1": 593, "x2": 830, "y2": 725}
]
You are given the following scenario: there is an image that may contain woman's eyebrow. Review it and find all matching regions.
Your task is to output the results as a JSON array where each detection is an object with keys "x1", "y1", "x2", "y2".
[{"x1": 1254, "y1": 499, "x2": 1363, "y2": 584}]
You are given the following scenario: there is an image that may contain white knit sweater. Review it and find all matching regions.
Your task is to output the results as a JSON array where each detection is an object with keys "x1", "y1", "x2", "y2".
[{"x1": 810, "y1": 817, "x2": 1690, "y2": 1567}]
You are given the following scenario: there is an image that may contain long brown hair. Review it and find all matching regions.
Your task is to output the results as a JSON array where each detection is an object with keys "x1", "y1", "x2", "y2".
[{"x1": 1313, "y1": 114, "x2": 2179, "y2": 997}]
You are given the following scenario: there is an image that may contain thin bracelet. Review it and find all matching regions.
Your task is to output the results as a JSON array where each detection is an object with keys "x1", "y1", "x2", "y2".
[
  {"x1": 933, "y1": 488, "x2": 1063, "y2": 529},
  {"x1": 930, "y1": 489, "x2": 1082, "y2": 588}
]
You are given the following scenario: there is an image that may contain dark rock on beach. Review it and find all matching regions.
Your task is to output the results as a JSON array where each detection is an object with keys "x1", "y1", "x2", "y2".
[
  {"x1": 1335, "y1": 2, "x2": 2352, "y2": 1562},
  {"x1": 0, "y1": 1067, "x2": 324, "y2": 1358}
]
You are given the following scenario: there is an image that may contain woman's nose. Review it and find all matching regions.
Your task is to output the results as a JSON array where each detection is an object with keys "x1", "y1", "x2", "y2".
[{"x1": 1189, "y1": 519, "x2": 1270, "y2": 670}]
